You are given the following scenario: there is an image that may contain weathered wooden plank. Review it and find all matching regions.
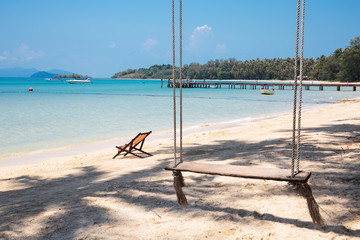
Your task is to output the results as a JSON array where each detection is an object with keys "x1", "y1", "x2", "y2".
[{"x1": 165, "y1": 162, "x2": 311, "y2": 182}]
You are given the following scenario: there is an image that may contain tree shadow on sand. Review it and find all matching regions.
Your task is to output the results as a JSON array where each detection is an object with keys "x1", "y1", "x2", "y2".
[{"x1": 0, "y1": 122, "x2": 359, "y2": 239}]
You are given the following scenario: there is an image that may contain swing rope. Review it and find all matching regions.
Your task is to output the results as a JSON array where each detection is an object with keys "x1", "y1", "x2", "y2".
[
  {"x1": 179, "y1": 0, "x2": 183, "y2": 164},
  {"x1": 172, "y1": 0, "x2": 184, "y2": 167},
  {"x1": 291, "y1": 0, "x2": 300, "y2": 178},
  {"x1": 172, "y1": 0, "x2": 187, "y2": 205},
  {"x1": 296, "y1": 0, "x2": 306, "y2": 173},
  {"x1": 172, "y1": 0, "x2": 177, "y2": 167},
  {"x1": 291, "y1": 0, "x2": 306, "y2": 177}
]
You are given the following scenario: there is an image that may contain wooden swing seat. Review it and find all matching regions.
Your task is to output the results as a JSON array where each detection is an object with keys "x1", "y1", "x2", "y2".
[{"x1": 165, "y1": 162, "x2": 311, "y2": 182}]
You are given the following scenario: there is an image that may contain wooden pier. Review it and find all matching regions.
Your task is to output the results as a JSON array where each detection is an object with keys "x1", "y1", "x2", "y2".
[{"x1": 167, "y1": 80, "x2": 360, "y2": 91}]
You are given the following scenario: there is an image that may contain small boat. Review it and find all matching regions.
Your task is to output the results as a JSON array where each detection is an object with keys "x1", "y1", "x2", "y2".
[
  {"x1": 66, "y1": 79, "x2": 93, "y2": 84},
  {"x1": 260, "y1": 87, "x2": 275, "y2": 95}
]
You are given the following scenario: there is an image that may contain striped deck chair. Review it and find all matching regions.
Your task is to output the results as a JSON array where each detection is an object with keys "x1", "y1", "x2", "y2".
[{"x1": 112, "y1": 131, "x2": 152, "y2": 159}]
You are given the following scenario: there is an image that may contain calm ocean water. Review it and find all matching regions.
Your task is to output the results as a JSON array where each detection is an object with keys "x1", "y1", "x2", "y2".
[{"x1": 0, "y1": 77, "x2": 358, "y2": 158}]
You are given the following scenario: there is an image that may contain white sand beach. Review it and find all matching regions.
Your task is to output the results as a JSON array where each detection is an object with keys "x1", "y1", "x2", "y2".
[{"x1": 1, "y1": 100, "x2": 360, "y2": 240}]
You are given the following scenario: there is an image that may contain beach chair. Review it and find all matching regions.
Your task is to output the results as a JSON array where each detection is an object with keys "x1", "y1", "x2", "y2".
[{"x1": 112, "y1": 131, "x2": 152, "y2": 159}]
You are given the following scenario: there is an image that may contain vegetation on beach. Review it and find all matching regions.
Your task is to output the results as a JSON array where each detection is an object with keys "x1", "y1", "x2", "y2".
[
  {"x1": 112, "y1": 36, "x2": 360, "y2": 82},
  {"x1": 54, "y1": 74, "x2": 92, "y2": 79},
  {"x1": 312, "y1": 36, "x2": 360, "y2": 82}
]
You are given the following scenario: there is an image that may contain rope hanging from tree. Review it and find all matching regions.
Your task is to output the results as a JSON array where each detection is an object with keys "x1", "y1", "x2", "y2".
[
  {"x1": 172, "y1": 0, "x2": 184, "y2": 167},
  {"x1": 171, "y1": 0, "x2": 177, "y2": 166},
  {"x1": 172, "y1": 0, "x2": 187, "y2": 205},
  {"x1": 291, "y1": 0, "x2": 306, "y2": 178},
  {"x1": 297, "y1": 0, "x2": 306, "y2": 172}
]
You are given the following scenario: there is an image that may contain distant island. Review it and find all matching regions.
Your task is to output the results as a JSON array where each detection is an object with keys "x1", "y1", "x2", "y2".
[
  {"x1": 112, "y1": 36, "x2": 360, "y2": 82},
  {"x1": 29, "y1": 71, "x2": 92, "y2": 79},
  {"x1": 53, "y1": 74, "x2": 92, "y2": 79},
  {"x1": 30, "y1": 71, "x2": 57, "y2": 78},
  {"x1": 30, "y1": 71, "x2": 92, "y2": 79}
]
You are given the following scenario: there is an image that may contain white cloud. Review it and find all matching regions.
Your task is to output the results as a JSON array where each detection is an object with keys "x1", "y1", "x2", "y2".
[
  {"x1": 216, "y1": 43, "x2": 227, "y2": 53},
  {"x1": 15, "y1": 43, "x2": 44, "y2": 60},
  {"x1": 189, "y1": 24, "x2": 213, "y2": 49},
  {"x1": 2, "y1": 44, "x2": 44, "y2": 61},
  {"x1": 142, "y1": 38, "x2": 158, "y2": 51},
  {"x1": 109, "y1": 43, "x2": 116, "y2": 48}
]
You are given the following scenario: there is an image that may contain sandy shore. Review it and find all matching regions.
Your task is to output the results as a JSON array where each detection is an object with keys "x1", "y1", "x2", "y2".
[{"x1": 1, "y1": 100, "x2": 360, "y2": 240}]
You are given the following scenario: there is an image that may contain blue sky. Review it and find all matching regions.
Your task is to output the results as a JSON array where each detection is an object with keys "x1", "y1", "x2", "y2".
[{"x1": 0, "y1": 0, "x2": 359, "y2": 77}]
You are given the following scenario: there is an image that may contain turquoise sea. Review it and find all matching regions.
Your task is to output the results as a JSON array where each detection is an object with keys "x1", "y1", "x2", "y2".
[{"x1": 0, "y1": 77, "x2": 359, "y2": 160}]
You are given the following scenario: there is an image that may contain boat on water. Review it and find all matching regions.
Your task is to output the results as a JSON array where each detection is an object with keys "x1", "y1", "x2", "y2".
[
  {"x1": 260, "y1": 87, "x2": 275, "y2": 95},
  {"x1": 66, "y1": 79, "x2": 93, "y2": 84}
]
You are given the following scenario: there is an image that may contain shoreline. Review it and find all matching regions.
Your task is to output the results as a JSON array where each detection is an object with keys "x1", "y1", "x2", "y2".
[
  {"x1": 0, "y1": 98, "x2": 351, "y2": 168},
  {"x1": 0, "y1": 99, "x2": 337, "y2": 168},
  {"x1": 1, "y1": 77, "x2": 359, "y2": 165}
]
